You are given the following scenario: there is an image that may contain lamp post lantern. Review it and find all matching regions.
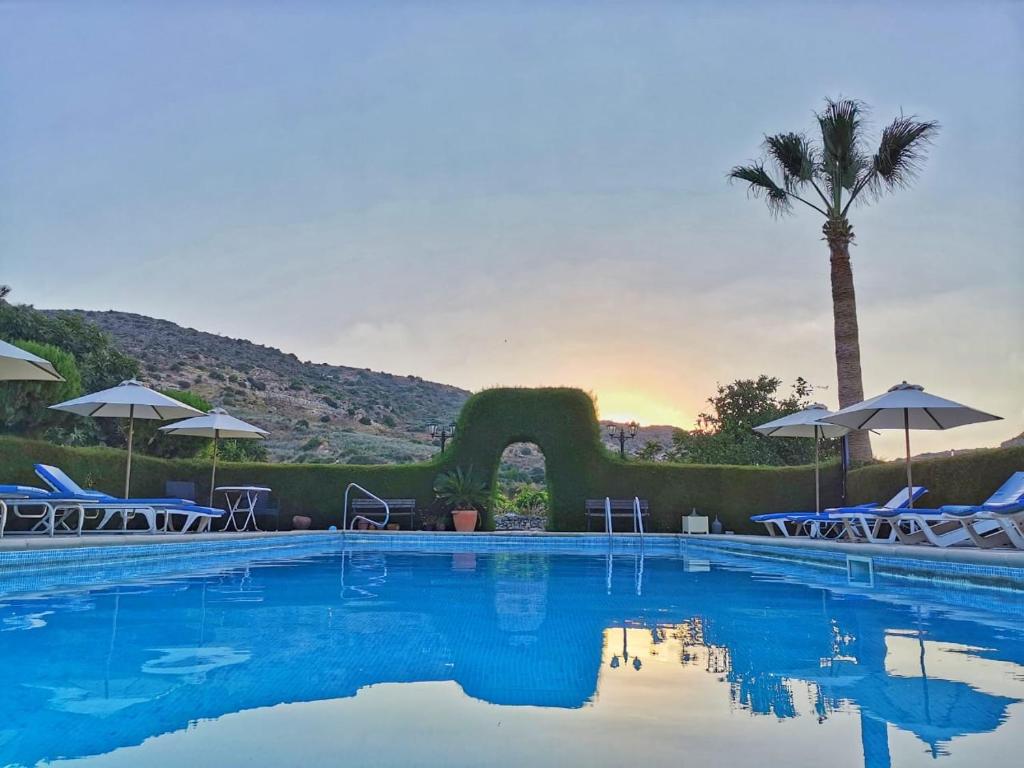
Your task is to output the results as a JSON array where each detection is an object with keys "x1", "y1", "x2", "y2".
[
  {"x1": 608, "y1": 421, "x2": 639, "y2": 458},
  {"x1": 429, "y1": 423, "x2": 456, "y2": 453}
]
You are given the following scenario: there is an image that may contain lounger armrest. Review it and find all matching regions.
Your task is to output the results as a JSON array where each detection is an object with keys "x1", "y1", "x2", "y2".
[
  {"x1": 0, "y1": 484, "x2": 53, "y2": 498},
  {"x1": 127, "y1": 497, "x2": 197, "y2": 506},
  {"x1": 981, "y1": 501, "x2": 1024, "y2": 513},
  {"x1": 940, "y1": 505, "x2": 978, "y2": 517},
  {"x1": 823, "y1": 503, "x2": 877, "y2": 514}
]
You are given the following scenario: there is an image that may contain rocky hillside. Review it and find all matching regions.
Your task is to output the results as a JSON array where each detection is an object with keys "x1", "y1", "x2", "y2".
[{"x1": 51, "y1": 310, "x2": 470, "y2": 464}]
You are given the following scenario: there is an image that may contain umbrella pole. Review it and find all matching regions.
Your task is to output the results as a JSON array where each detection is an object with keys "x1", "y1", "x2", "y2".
[
  {"x1": 904, "y1": 409, "x2": 914, "y2": 509},
  {"x1": 814, "y1": 425, "x2": 821, "y2": 514},
  {"x1": 209, "y1": 433, "x2": 219, "y2": 507},
  {"x1": 124, "y1": 406, "x2": 135, "y2": 499}
]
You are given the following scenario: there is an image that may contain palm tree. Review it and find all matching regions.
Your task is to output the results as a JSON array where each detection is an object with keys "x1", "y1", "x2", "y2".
[{"x1": 729, "y1": 98, "x2": 938, "y2": 462}]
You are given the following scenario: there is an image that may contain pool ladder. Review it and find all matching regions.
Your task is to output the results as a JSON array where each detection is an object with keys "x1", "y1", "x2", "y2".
[
  {"x1": 602, "y1": 496, "x2": 645, "y2": 539},
  {"x1": 342, "y1": 483, "x2": 391, "y2": 531}
]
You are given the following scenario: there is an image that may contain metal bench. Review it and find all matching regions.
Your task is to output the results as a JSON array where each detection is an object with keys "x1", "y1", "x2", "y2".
[
  {"x1": 350, "y1": 498, "x2": 417, "y2": 530},
  {"x1": 585, "y1": 498, "x2": 650, "y2": 532}
]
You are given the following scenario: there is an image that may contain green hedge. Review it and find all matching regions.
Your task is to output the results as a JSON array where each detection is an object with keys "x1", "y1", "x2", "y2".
[
  {"x1": 0, "y1": 437, "x2": 443, "y2": 531},
  {"x1": 2, "y1": 387, "x2": 1019, "y2": 534}
]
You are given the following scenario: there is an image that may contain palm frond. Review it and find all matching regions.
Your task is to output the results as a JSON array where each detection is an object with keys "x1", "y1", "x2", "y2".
[
  {"x1": 817, "y1": 98, "x2": 868, "y2": 193},
  {"x1": 869, "y1": 114, "x2": 940, "y2": 193},
  {"x1": 728, "y1": 163, "x2": 791, "y2": 216},
  {"x1": 763, "y1": 132, "x2": 817, "y2": 190}
]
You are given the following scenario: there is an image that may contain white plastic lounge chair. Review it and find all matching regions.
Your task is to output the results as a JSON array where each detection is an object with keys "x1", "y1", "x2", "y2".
[
  {"x1": 824, "y1": 487, "x2": 928, "y2": 543},
  {"x1": 0, "y1": 485, "x2": 88, "y2": 537},
  {"x1": 752, "y1": 487, "x2": 926, "y2": 540},
  {"x1": 940, "y1": 473, "x2": 1024, "y2": 549},
  {"x1": 33, "y1": 464, "x2": 224, "y2": 534},
  {"x1": 876, "y1": 508, "x2": 999, "y2": 547}
]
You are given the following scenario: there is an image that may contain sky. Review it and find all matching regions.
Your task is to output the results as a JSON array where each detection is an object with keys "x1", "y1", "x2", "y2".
[{"x1": 1, "y1": 0, "x2": 1022, "y2": 458}]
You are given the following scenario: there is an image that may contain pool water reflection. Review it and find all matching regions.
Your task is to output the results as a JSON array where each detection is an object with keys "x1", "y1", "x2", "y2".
[{"x1": 0, "y1": 548, "x2": 1021, "y2": 767}]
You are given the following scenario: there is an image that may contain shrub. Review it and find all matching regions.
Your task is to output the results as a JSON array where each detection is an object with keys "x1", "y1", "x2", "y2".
[
  {"x1": 434, "y1": 467, "x2": 489, "y2": 511},
  {"x1": 209, "y1": 371, "x2": 226, "y2": 381},
  {"x1": 358, "y1": 416, "x2": 372, "y2": 426}
]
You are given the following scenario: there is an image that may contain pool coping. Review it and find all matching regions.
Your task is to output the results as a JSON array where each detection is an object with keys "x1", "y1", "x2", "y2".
[
  {"x1": 0, "y1": 530, "x2": 1020, "y2": 593},
  {"x1": 1, "y1": 529, "x2": 1022, "y2": 565}
]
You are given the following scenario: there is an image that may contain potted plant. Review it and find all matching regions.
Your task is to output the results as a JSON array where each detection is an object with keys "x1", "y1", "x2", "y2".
[{"x1": 434, "y1": 467, "x2": 489, "y2": 532}]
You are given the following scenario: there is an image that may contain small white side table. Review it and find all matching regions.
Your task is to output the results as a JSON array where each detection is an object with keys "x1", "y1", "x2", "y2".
[
  {"x1": 216, "y1": 486, "x2": 272, "y2": 532},
  {"x1": 681, "y1": 515, "x2": 709, "y2": 534}
]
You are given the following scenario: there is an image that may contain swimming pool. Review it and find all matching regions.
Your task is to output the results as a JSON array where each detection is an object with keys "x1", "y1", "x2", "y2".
[{"x1": 1, "y1": 538, "x2": 1021, "y2": 767}]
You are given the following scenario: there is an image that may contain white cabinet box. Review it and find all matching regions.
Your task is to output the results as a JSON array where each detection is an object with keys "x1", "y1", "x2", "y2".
[{"x1": 681, "y1": 515, "x2": 709, "y2": 534}]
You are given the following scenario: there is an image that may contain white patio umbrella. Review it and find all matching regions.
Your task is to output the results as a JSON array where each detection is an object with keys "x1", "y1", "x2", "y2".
[
  {"x1": 50, "y1": 379, "x2": 203, "y2": 497},
  {"x1": 0, "y1": 339, "x2": 64, "y2": 381},
  {"x1": 159, "y1": 408, "x2": 268, "y2": 505},
  {"x1": 822, "y1": 382, "x2": 1002, "y2": 508},
  {"x1": 754, "y1": 404, "x2": 851, "y2": 513}
]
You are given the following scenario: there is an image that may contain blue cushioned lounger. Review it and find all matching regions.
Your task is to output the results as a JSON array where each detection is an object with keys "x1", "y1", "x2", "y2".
[
  {"x1": 751, "y1": 487, "x2": 926, "y2": 539},
  {"x1": 936, "y1": 473, "x2": 1024, "y2": 549},
  {"x1": 0, "y1": 484, "x2": 91, "y2": 536},
  {"x1": 864, "y1": 476, "x2": 1024, "y2": 548},
  {"x1": 33, "y1": 464, "x2": 224, "y2": 533}
]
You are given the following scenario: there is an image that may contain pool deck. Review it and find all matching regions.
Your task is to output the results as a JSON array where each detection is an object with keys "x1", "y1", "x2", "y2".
[{"x1": 1, "y1": 529, "x2": 1022, "y2": 568}]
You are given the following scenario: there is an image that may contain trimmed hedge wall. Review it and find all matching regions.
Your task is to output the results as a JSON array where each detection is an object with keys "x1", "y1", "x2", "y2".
[
  {"x1": 2, "y1": 387, "x2": 1019, "y2": 534},
  {"x1": 0, "y1": 437, "x2": 443, "y2": 532}
]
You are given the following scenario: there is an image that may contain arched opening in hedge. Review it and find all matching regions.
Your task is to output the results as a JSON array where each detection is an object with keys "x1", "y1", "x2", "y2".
[{"x1": 494, "y1": 442, "x2": 549, "y2": 529}]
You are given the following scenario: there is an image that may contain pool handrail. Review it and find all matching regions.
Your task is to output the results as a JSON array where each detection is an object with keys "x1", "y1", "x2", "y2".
[
  {"x1": 343, "y1": 483, "x2": 391, "y2": 531},
  {"x1": 604, "y1": 496, "x2": 613, "y2": 539},
  {"x1": 633, "y1": 496, "x2": 645, "y2": 537}
]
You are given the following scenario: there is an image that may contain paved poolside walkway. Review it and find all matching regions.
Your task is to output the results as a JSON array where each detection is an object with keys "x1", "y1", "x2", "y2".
[{"x1": 695, "y1": 533, "x2": 1024, "y2": 568}]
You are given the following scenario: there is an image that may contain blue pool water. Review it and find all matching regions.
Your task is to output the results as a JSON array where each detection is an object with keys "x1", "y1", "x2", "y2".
[{"x1": 0, "y1": 542, "x2": 1021, "y2": 767}]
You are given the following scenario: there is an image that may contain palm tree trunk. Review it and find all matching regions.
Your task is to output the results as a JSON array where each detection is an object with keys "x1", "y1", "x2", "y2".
[{"x1": 826, "y1": 219, "x2": 873, "y2": 463}]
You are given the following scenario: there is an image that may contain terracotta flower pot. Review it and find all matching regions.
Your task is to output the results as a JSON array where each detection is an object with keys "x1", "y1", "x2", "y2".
[{"x1": 452, "y1": 509, "x2": 479, "y2": 532}]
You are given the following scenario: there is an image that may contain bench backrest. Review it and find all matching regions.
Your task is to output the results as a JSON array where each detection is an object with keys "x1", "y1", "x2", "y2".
[
  {"x1": 585, "y1": 499, "x2": 649, "y2": 512},
  {"x1": 166, "y1": 480, "x2": 197, "y2": 501},
  {"x1": 351, "y1": 498, "x2": 416, "y2": 510}
]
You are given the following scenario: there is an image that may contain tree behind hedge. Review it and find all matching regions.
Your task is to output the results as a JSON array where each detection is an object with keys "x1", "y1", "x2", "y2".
[{"x1": 669, "y1": 375, "x2": 839, "y2": 466}]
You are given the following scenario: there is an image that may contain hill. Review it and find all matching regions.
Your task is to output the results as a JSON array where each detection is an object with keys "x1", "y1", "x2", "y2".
[{"x1": 49, "y1": 310, "x2": 470, "y2": 464}]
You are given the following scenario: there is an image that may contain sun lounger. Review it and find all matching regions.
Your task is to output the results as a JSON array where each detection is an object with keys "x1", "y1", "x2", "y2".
[
  {"x1": 823, "y1": 487, "x2": 928, "y2": 543},
  {"x1": 33, "y1": 464, "x2": 224, "y2": 534},
  {"x1": 750, "y1": 510, "x2": 839, "y2": 538},
  {"x1": 864, "y1": 475, "x2": 1024, "y2": 548},
  {"x1": 0, "y1": 485, "x2": 88, "y2": 537},
  {"x1": 751, "y1": 487, "x2": 925, "y2": 539},
  {"x1": 939, "y1": 472, "x2": 1024, "y2": 549},
  {"x1": 872, "y1": 507, "x2": 999, "y2": 548}
]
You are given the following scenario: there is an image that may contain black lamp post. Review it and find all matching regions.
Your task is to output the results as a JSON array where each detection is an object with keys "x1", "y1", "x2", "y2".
[
  {"x1": 429, "y1": 423, "x2": 456, "y2": 453},
  {"x1": 608, "y1": 421, "x2": 639, "y2": 458}
]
